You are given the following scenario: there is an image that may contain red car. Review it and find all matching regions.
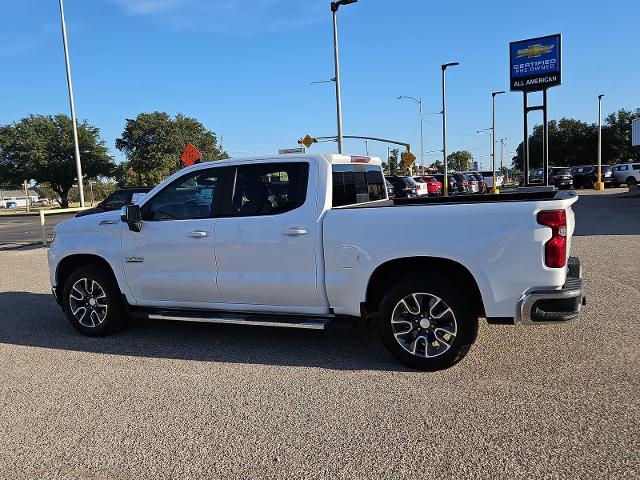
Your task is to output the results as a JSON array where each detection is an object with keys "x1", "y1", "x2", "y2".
[{"x1": 417, "y1": 176, "x2": 442, "y2": 196}]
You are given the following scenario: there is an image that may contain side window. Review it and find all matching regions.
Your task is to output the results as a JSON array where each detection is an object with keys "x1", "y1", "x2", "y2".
[
  {"x1": 102, "y1": 190, "x2": 129, "y2": 209},
  {"x1": 231, "y1": 162, "x2": 309, "y2": 217},
  {"x1": 633, "y1": 165, "x2": 640, "y2": 171},
  {"x1": 131, "y1": 192, "x2": 147, "y2": 204},
  {"x1": 333, "y1": 165, "x2": 386, "y2": 207},
  {"x1": 143, "y1": 168, "x2": 219, "y2": 221}
]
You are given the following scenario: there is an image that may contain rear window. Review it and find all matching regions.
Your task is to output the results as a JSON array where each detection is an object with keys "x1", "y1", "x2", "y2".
[{"x1": 332, "y1": 164, "x2": 386, "y2": 207}]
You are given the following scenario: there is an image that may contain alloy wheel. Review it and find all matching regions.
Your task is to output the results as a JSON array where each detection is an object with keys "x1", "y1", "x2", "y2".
[
  {"x1": 390, "y1": 293, "x2": 457, "y2": 358},
  {"x1": 68, "y1": 278, "x2": 109, "y2": 328}
]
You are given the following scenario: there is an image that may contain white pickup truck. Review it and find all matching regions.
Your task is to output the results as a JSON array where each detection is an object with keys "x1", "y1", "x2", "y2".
[{"x1": 48, "y1": 153, "x2": 584, "y2": 370}]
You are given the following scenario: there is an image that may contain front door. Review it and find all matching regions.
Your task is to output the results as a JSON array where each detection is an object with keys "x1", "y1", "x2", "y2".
[
  {"x1": 122, "y1": 167, "x2": 223, "y2": 307},
  {"x1": 214, "y1": 161, "x2": 323, "y2": 312}
]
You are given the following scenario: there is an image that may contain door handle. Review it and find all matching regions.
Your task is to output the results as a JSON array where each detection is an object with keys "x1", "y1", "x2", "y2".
[
  {"x1": 281, "y1": 228, "x2": 309, "y2": 236},
  {"x1": 187, "y1": 230, "x2": 210, "y2": 238}
]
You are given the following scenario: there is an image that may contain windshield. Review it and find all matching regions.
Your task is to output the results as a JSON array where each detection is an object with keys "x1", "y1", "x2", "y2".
[
  {"x1": 413, "y1": 177, "x2": 426, "y2": 183},
  {"x1": 402, "y1": 177, "x2": 418, "y2": 187}
]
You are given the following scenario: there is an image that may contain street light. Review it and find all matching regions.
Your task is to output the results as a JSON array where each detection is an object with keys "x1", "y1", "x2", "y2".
[
  {"x1": 397, "y1": 96, "x2": 424, "y2": 168},
  {"x1": 441, "y1": 62, "x2": 460, "y2": 196},
  {"x1": 330, "y1": 0, "x2": 358, "y2": 155},
  {"x1": 491, "y1": 90, "x2": 505, "y2": 194},
  {"x1": 58, "y1": 0, "x2": 85, "y2": 207},
  {"x1": 595, "y1": 94, "x2": 605, "y2": 190}
]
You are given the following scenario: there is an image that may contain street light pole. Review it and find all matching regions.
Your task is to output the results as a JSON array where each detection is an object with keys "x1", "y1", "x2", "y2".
[
  {"x1": 331, "y1": 0, "x2": 358, "y2": 155},
  {"x1": 58, "y1": 0, "x2": 85, "y2": 207},
  {"x1": 441, "y1": 62, "x2": 459, "y2": 196},
  {"x1": 595, "y1": 94, "x2": 605, "y2": 191},
  {"x1": 397, "y1": 96, "x2": 424, "y2": 168},
  {"x1": 491, "y1": 91, "x2": 505, "y2": 194}
]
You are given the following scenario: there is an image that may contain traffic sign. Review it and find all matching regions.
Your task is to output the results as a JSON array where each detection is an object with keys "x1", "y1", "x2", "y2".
[
  {"x1": 181, "y1": 143, "x2": 202, "y2": 167},
  {"x1": 401, "y1": 151, "x2": 416, "y2": 166},
  {"x1": 299, "y1": 135, "x2": 317, "y2": 149},
  {"x1": 279, "y1": 147, "x2": 306, "y2": 155}
]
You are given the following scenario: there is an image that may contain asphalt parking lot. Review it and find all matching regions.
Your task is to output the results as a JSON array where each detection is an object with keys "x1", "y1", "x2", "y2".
[
  {"x1": 0, "y1": 189, "x2": 638, "y2": 479},
  {"x1": 0, "y1": 213, "x2": 75, "y2": 249}
]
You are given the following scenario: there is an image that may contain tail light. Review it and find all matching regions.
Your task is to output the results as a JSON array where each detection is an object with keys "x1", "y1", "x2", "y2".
[{"x1": 537, "y1": 210, "x2": 567, "y2": 268}]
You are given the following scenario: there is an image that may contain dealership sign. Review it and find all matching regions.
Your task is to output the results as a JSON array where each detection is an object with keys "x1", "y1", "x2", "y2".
[{"x1": 510, "y1": 34, "x2": 561, "y2": 92}]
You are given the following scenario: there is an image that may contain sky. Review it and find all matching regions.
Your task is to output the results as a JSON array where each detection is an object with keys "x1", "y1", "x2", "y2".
[{"x1": 1, "y1": 0, "x2": 639, "y2": 170}]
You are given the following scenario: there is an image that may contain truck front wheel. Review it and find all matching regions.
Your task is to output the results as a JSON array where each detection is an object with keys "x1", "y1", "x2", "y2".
[
  {"x1": 378, "y1": 276, "x2": 478, "y2": 370},
  {"x1": 62, "y1": 265, "x2": 126, "y2": 336}
]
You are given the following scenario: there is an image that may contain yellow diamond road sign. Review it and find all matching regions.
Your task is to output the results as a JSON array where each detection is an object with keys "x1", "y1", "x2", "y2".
[
  {"x1": 401, "y1": 151, "x2": 416, "y2": 166},
  {"x1": 300, "y1": 135, "x2": 316, "y2": 148}
]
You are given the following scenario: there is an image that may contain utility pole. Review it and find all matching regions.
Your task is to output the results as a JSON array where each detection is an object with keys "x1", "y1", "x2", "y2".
[
  {"x1": 595, "y1": 94, "x2": 605, "y2": 190},
  {"x1": 441, "y1": 62, "x2": 460, "y2": 196},
  {"x1": 491, "y1": 91, "x2": 505, "y2": 194},
  {"x1": 58, "y1": 0, "x2": 85, "y2": 207},
  {"x1": 330, "y1": 0, "x2": 358, "y2": 154},
  {"x1": 397, "y1": 96, "x2": 424, "y2": 168}
]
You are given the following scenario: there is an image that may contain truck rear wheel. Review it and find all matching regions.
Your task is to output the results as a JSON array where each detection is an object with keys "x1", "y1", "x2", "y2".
[
  {"x1": 62, "y1": 265, "x2": 126, "y2": 336},
  {"x1": 378, "y1": 275, "x2": 478, "y2": 371}
]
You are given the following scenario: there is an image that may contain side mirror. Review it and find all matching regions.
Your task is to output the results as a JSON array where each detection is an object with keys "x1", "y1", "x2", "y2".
[{"x1": 121, "y1": 205, "x2": 142, "y2": 232}]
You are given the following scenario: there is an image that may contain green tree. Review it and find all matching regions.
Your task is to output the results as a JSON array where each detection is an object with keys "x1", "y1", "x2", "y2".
[
  {"x1": 382, "y1": 148, "x2": 400, "y2": 175},
  {"x1": 512, "y1": 108, "x2": 640, "y2": 170},
  {"x1": 0, "y1": 114, "x2": 116, "y2": 208},
  {"x1": 115, "y1": 112, "x2": 227, "y2": 186},
  {"x1": 602, "y1": 108, "x2": 640, "y2": 163},
  {"x1": 447, "y1": 150, "x2": 473, "y2": 171}
]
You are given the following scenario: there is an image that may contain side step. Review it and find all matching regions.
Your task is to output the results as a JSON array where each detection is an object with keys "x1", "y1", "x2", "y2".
[{"x1": 140, "y1": 310, "x2": 336, "y2": 330}]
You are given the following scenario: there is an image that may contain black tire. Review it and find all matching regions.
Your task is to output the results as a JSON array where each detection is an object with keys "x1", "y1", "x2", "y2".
[
  {"x1": 627, "y1": 177, "x2": 637, "y2": 187},
  {"x1": 62, "y1": 265, "x2": 127, "y2": 336},
  {"x1": 378, "y1": 275, "x2": 478, "y2": 371}
]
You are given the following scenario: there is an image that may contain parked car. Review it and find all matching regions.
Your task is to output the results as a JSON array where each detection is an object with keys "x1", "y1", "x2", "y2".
[
  {"x1": 612, "y1": 163, "x2": 640, "y2": 187},
  {"x1": 5, "y1": 201, "x2": 18, "y2": 209},
  {"x1": 571, "y1": 165, "x2": 615, "y2": 189},
  {"x1": 462, "y1": 172, "x2": 486, "y2": 193},
  {"x1": 452, "y1": 173, "x2": 470, "y2": 193},
  {"x1": 432, "y1": 174, "x2": 458, "y2": 195},
  {"x1": 461, "y1": 173, "x2": 480, "y2": 193},
  {"x1": 385, "y1": 179, "x2": 395, "y2": 199},
  {"x1": 75, "y1": 187, "x2": 152, "y2": 218},
  {"x1": 49, "y1": 153, "x2": 584, "y2": 371},
  {"x1": 478, "y1": 171, "x2": 505, "y2": 189},
  {"x1": 415, "y1": 176, "x2": 442, "y2": 196},
  {"x1": 385, "y1": 175, "x2": 419, "y2": 198},
  {"x1": 526, "y1": 167, "x2": 574, "y2": 189},
  {"x1": 411, "y1": 177, "x2": 430, "y2": 196}
]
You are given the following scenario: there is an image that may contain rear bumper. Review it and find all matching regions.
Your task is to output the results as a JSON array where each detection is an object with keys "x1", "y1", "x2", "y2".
[{"x1": 516, "y1": 257, "x2": 584, "y2": 325}]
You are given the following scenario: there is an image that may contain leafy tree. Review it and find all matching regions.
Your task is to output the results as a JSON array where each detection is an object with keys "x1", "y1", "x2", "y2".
[
  {"x1": 0, "y1": 115, "x2": 116, "y2": 208},
  {"x1": 382, "y1": 148, "x2": 400, "y2": 175},
  {"x1": 447, "y1": 150, "x2": 473, "y2": 171},
  {"x1": 602, "y1": 108, "x2": 640, "y2": 163},
  {"x1": 512, "y1": 108, "x2": 640, "y2": 170},
  {"x1": 115, "y1": 112, "x2": 227, "y2": 186},
  {"x1": 430, "y1": 159, "x2": 443, "y2": 172}
]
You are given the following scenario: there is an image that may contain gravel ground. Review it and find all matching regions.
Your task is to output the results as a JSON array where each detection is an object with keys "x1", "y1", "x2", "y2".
[{"x1": 0, "y1": 190, "x2": 638, "y2": 479}]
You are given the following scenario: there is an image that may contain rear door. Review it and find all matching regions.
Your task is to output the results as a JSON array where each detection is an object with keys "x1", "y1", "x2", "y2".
[{"x1": 214, "y1": 160, "x2": 323, "y2": 311}]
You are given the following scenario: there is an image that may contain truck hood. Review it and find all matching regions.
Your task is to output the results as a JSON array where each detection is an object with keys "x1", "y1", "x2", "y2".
[{"x1": 54, "y1": 210, "x2": 121, "y2": 235}]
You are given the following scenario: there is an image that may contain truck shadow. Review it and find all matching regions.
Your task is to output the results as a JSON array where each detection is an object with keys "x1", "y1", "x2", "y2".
[
  {"x1": 572, "y1": 190, "x2": 640, "y2": 236},
  {"x1": 0, "y1": 292, "x2": 407, "y2": 372}
]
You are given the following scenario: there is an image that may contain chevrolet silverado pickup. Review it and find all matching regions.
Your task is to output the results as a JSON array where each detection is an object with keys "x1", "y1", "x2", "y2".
[{"x1": 48, "y1": 153, "x2": 584, "y2": 370}]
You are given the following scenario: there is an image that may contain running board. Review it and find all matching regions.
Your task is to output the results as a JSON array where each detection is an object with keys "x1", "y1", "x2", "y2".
[{"x1": 143, "y1": 310, "x2": 335, "y2": 330}]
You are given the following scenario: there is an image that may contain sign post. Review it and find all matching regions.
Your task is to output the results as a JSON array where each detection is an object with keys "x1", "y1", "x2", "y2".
[{"x1": 510, "y1": 34, "x2": 562, "y2": 187}]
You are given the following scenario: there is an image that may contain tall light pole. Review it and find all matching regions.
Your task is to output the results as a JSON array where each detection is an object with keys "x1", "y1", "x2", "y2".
[
  {"x1": 58, "y1": 0, "x2": 85, "y2": 207},
  {"x1": 442, "y1": 62, "x2": 460, "y2": 196},
  {"x1": 397, "y1": 96, "x2": 424, "y2": 168},
  {"x1": 595, "y1": 94, "x2": 605, "y2": 190},
  {"x1": 331, "y1": 0, "x2": 358, "y2": 155},
  {"x1": 491, "y1": 91, "x2": 505, "y2": 194}
]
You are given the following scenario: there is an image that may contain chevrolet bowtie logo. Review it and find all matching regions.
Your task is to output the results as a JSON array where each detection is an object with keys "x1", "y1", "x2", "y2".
[{"x1": 516, "y1": 44, "x2": 554, "y2": 58}]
